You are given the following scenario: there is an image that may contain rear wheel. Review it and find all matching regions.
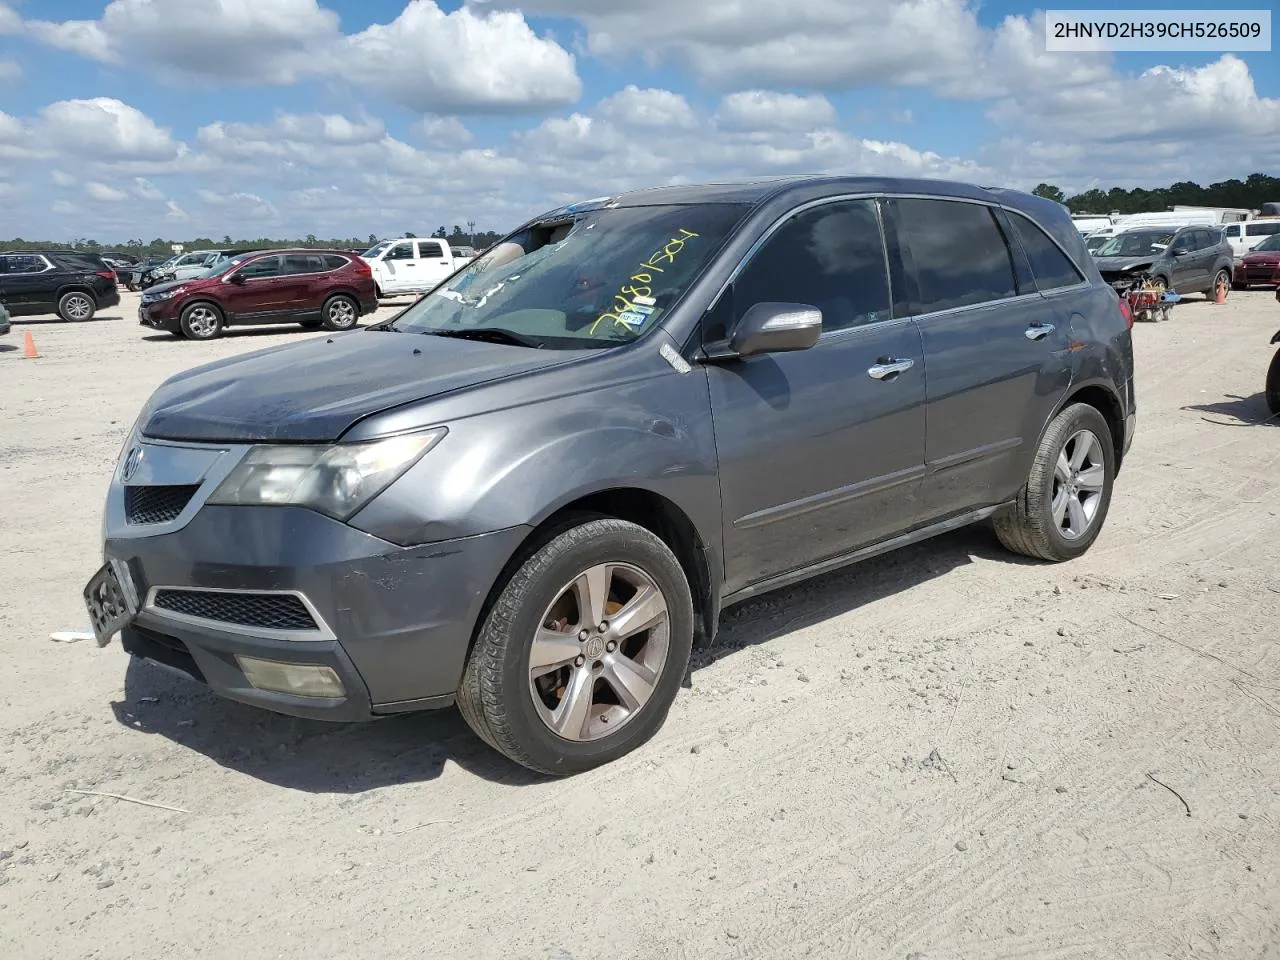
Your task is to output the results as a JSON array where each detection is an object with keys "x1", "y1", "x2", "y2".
[
  {"x1": 1266, "y1": 348, "x2": 1280, "y2": 417},
  {"x1": 994, "y1": 403, "x2": 1115, "y2": 562},
  {"x1": 1207, "y1": 269, "x2": 1230, "y2": 298},
  {"x1": 179, "y1": 302, "x2": 224, "y2": 340},
  {"x1": 320, "y1": 295, "x2": 359, "y2": 332},
  {"x1": 58, "y1": 291, "x2": 95, "y2": 322},
  {"x1": 458, "y1": 518, "x2": 695, "y2": 776}
]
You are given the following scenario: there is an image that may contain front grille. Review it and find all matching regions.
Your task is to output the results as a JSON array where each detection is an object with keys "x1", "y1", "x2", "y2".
[
  {"x1": 151, "y1": 589, "x2": 318, "y2": 631},
  {"x1": 125, "y1": 484, "x2": 199, "y2": 524}
]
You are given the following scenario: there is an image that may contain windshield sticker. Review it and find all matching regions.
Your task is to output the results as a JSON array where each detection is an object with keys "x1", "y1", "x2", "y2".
[{"x1": 589, "y1": 228, "x2": 700, "y2": 335}]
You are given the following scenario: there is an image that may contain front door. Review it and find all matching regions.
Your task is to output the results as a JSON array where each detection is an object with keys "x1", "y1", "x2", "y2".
[
  {"x1": 222, "y1": 254, "x2": 299, "y2": 320},
  {"x1": 0, "y1": 254, "x2": 57, "y2": 313},
  {"x1": 707, "y1": 197, "x2": 927, "y2": 592},
  {"x1": 1167, "y1": 230, "x2": 1205, "y2": 292},
  {"x1": 377, "y1": 241, "x2": 420, "y2": 294},
  {"x1": 889, "y1": 197, "x2": 1069, "y2": 521}
]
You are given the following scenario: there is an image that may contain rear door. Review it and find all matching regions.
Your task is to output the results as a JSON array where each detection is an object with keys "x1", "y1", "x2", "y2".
[
  {"x1": 281, "y1": 254, "x2": 334, "y2": 318},
  {"x1": 889, "y1": 196, "x2": 1069, "y2": 521},
  {"x1": 0, "y1": 254, "x2": 58, "y2": 313},
  {"x1": 415, "y1": 239, "x2": 453, "y2": 288}
]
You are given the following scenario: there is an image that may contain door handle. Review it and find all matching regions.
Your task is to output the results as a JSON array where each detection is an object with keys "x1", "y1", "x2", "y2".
[
  {"x1": 867, "y1": 358, "x2": 914, "y2": 380},
  {"x1": 1024, "y1": 322, "x2": 1054, "y2": 341}
]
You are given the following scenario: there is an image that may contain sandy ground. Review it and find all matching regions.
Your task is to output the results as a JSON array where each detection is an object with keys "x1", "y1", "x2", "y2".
[{"x1": 1, "y1": 288, "x2": 1279, "y2": 960}]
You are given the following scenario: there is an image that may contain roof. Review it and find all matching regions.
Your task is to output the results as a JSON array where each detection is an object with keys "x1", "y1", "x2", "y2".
[{"x1": 607, "y1": 174, "x2": 1010, "y2": 208}]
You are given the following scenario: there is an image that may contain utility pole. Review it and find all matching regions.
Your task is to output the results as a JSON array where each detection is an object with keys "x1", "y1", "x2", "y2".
[{"x1": 467, "y1": 220, "x2": 476, "y2": 247}]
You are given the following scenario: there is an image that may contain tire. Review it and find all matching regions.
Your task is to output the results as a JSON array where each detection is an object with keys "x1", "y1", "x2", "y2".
[
  {"x1": 1206, "y1": 269, "x2": 1230, "y2": 298},
  {"x1": 993, "y1": 402, "x2": 1116, "y2": 562},
  {"x1": 299, "y1": 319, "x2": 322, "y2": 330},
  {"x1": 374, "y1": 284, "x2": 384, "y2": 300},
  {"x1": 320, "y1": 294, "x2": 359, "y2": 332},
  {"x1": 179, "y1": 302, "x2": 224, "y2": 341},
  {"x1": 58, "y1": 291, "x2": 95, "y2": 322},
  {"x1": 1266, "y1": 348, "x2": 1280, "y2": 417},
  {"x1": 457, "y1": 517, "x2": 695, "y2": 776}
]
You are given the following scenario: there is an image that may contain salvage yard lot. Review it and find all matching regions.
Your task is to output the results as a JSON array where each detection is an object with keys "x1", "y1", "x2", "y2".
[{"x1": 2, "y1": 289, "x2": 1279, "y2": 959}]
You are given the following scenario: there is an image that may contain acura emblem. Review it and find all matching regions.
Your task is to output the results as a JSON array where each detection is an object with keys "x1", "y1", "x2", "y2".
[{"x1": 121, "y1": 446, "x2": 144, "y2": 482}]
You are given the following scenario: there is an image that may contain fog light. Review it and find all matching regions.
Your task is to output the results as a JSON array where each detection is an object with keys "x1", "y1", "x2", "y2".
[{"x1": 236, "y1": 656, "x2": 345, "y2": 698}]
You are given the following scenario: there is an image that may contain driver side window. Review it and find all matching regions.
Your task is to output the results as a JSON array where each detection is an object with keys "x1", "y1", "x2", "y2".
[
  {"x1": 1171, "y1": 232, "x2": 1194, "y2": 253},
  {"x1": 728, "y1": 199, "x2": 891, "y2": 335},
  {"x1": 235, "y1": 255, "x2": 283, "y2": 280}
]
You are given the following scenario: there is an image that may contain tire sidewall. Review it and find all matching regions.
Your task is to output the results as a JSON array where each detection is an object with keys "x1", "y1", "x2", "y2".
[
  {"x1": 1032, "y1": 404, "x2": 1116, "y2": 559},
  {"x1": 1266, "y1": 348, "x2": 1280, "y2": 416},
  {"x1": 179, "y1": 302, "x2": 223, "y2": 340},
  {"x1": 491, "y1": 522, "x2": 694, "y2": 775}
]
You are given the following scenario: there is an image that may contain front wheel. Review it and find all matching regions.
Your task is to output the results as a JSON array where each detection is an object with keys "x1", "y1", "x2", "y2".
[
  {"x1": 179, "y1": 302, "x2": 224, "y2": 340},
  {"x1": 994, "y1": 403, "x2": 1116, "y2": 562},
  {"x1": 458, "y1": 518, "x2": 695, "y2": 776},
  {"x1": 1266, "y1": 348, "x2": 1280, "y2": 417},
  {"x1": 58, "y1": 291, "x2": 95, "y2": 322},
  {"x1": 320, "y1": 294, "x2": 359, "y2": 332}
]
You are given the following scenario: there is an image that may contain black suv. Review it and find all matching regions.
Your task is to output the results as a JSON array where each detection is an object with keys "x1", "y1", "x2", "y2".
[{"x1": 0, "y1": 250, "x2": 122, "y2": 322}]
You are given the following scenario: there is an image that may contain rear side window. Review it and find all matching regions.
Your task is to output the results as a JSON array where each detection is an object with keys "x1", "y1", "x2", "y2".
[
  {"x1": 732, "y1": 198, "x2": 891, "y2": 333},
  {"x1": 1246, "y1": 221, "x2": 1280, "y2": 238},
  {"x1": 283, "y1": 254, "x2": 328, "y2": 274},
  {"x1": 1007, "y1": 213, "x2": 1085, "y2": 291},
  {"x1": 896, "y1": 199, "x2": 1017, "y2": 312},
  {"x1": 417, "y1": 240, "x2": 444, "y2": 258}
]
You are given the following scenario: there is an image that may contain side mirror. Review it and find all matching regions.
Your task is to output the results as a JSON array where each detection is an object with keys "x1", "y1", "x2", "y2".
[
  {"x1": 727, "y1": 302, "x2": 823, "y2": 357},
  {"x1": 229, "y1": 272, "x2": 246, "y2": 285}
]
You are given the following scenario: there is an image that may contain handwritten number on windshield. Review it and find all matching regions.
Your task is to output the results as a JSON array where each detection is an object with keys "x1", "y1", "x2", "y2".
[{"x1": 590, "y1": 229, "x2": 699, "y2": 335}]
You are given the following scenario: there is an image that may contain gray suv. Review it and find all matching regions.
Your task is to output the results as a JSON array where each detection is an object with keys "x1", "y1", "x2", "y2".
[
  {"x1": 84, "y1": 177, "x2": 1136, "y2": 775},
  {"x1": 1094, "y1": 225, "x2": 1234, "y2": 297}
]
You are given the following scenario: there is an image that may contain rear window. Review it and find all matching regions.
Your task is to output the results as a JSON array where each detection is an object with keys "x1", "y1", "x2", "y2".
[
  {"x1": 1246, "y1": 221, "x2": 1280, "y2": 237},
  {"x1": 1007, "y1": 213, "x2": 1085, "y2": 291}
]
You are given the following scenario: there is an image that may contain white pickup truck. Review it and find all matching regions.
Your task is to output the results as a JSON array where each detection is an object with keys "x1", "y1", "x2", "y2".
[{"x1": 361, "y1": 238, "x2": 474, "y2": 298}]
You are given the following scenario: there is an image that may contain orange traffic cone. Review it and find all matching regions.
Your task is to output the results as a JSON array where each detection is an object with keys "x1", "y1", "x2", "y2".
[
  {"x1": 1214, "y1": 277, "x2": 1227, "y2": 305},
  {"x1": 22, "y1": 330, "x2": 39, "y2": 358}
]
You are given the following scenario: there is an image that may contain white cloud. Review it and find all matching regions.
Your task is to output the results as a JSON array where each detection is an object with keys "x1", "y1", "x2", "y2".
[
  {"x1": 715, "y1": 91, "x2": 837, "y2": 132},
  {"x1": 23, "y1": 0, "x2": 340, "y2": 84},
  {"x1": 133, "y1": 177, "x2": 165, "y2": 201},
  {"x1": 416, "y1": 115, "x2": 475, "y2": 148},
  {"x1": 85, "y1": 181, "x2": 129, "y2": 202},
  {"x1": 597, "y1": 86, "x2": 697, "y2": 128},
  {"x1": 340, "y1": 0, "x2": 581, "y2": 112},
  {"x1": 166, "y1": 199, "x2": 188, "y2": 220},
  {"x1": 0, "y1": 3, "x2": 22, "y2": 34},
  {"x1": 51, "y1": 169, "x2": 77, "y2": 187},
  {"x1": 51, "y1": 199, "x2": 79, "y2": 216},
  {"x1": 36, "y1": 98, "x2": 184, "y2": 162},
  {"x1": 0, "y1": 58, "x2": 20, "y2": 82}
]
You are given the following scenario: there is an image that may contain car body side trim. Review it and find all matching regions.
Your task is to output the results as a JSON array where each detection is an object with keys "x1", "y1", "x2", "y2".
[
  {"x1": 732, "y1": 464, "x2": 926, "y2": 530},
  {"x1": 926, "y1": 437, "x2": 1024, "y2": 474},
  {"x1": 722, "y1": 503, "x2": 1005, "y2": 607}
]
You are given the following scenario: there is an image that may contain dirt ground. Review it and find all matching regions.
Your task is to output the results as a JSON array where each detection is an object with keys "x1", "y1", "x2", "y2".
[{"x1": 1, "y1": 288, "x2": 1278, "y2": 960}]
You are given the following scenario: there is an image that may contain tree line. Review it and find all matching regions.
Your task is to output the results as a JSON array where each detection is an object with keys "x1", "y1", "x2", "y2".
[
  {"x1": 1032, "y1": 173, "x2": 1280, "y2": 215},
  {"x1": 0, "y1": 224, "x2": 507, "y2": 259}
]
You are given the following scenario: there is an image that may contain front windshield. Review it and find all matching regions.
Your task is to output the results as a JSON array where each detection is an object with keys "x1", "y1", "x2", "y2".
[
  {"x1": 363, "y1": 241, "x2": 392, "y2": 258},
  {"x1": 1096, "y1": 231, "x2": 1175, "y2": 257},
  {"x1": 386, "y1": 203, "x2": 747, "y2": 348},
  {"x1": 1085, "y1": 235, "x2": 1109, "y2": 252},
  {"x1": 1254, "y1": 234, "x2": 1280, "y2": 252}
]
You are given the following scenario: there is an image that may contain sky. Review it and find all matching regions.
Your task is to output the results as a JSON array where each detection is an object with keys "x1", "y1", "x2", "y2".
[{"x1": 0, "y1": 0, "x2": 1277, "y2": 242}]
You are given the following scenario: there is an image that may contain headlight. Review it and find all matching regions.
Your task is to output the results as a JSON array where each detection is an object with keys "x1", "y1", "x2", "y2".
[
  {"x1": 145, "y1": 286, "x2": 187, "y2": 302},
  {"x1": 206, "y1": 429, "x2": 446, "y2": 520}
]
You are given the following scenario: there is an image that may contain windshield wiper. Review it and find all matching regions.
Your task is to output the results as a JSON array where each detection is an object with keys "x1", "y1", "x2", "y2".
[{"x1": 426, "y1": 327, "x2": 544, "y2": 349}]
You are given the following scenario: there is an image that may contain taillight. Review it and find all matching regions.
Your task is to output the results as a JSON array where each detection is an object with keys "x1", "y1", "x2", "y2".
[
  {"x1": 353, "y1": 261, "x2": 372, "y2": 276},
  {"x1": 1118, "y1": 294, "x2": 1133, "y2": 329},
  {"x1": 97, "y1": 270, "x2": 117, "y2": 283}
]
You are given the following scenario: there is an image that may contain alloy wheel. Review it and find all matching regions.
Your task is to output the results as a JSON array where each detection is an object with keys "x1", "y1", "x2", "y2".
[
  {"x1": 1052, "y1": 429, "x2": 1105, "y2": 540},
  {"x1": 65, "y1": 295, "x2": 92, "y2": 320},
  {"x1": 528, "y1": 562, "x2": 671, "y2": 742},
  {"x1": 186, "y1": 307, "x2": 220, "y2": 338},
  {"x1": 328, "y1": 298, "x2": 357, "y2": 328}
]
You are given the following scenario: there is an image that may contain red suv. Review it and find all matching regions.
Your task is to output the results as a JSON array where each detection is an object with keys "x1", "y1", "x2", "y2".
[{"x1": 138, "y1": 249, "x2": 378, "y2": 340}]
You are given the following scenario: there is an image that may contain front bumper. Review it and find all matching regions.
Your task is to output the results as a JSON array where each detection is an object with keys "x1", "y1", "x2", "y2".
[
  {"x1": 139, "y1": 299, "x2": 182, "y2": 330},
  {"x1": 1234, "y1": 263, "x2": 1280, "y2": 287},
  {"x1": 104, "y1": 503, "x2": 529, "y2": 721}
]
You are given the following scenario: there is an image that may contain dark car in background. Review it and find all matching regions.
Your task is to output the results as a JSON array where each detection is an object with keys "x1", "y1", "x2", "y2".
[
  {"x1": 1094, "y1": 225, "x2": 1234, "y2": 297},
  {"x1": 138, "y1": 248, "x2": 378, "y2": 339},
  {"x1": 0, "y1": 250, "x2": 121, "y2": 321},
  {"x1": 0, "y1": 300, "x2": 10, "y2": 337},
  {"x1": 88, "y1": 176, "x2": 1136, "y2": 775},
  {"x1": 1233, "y1": 233, "x2": 1280, "y2": 289}
]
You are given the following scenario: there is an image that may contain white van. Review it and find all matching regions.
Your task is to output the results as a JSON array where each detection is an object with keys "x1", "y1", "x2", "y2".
[
  {"x1": 1071, "y1": 214, "x2": 1113, "y2": 235},
  {"x1": 1222, "y1": 219, "x2": 1280, "y2": 260},
  {"x1": 360, "y1": 238, "x2": 473, "y2": 297}
]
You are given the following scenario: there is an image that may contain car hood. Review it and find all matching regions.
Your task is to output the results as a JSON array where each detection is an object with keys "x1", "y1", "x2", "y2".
[
  {"x1": 141, "y1": 329, "x2": 576, "y2": 443},
  {"x1": 143, "y1": 278, "x2": 207, "y2": 297},
  {"x1": 1094, "y1": 256, "x2": 1157, "y2": 272},
  {"x1": 1242, "y1": 251, "x2": 1280, "y2": 264}
]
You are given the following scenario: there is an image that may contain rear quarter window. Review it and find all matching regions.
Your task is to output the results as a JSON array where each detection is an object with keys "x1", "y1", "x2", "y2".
[
  {"x1": 1007, "y1": 213, "x2": 1085, "y2": 291},
  {"x1": 323, "y1": 254, "x2": 350, "y2": 270}
]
